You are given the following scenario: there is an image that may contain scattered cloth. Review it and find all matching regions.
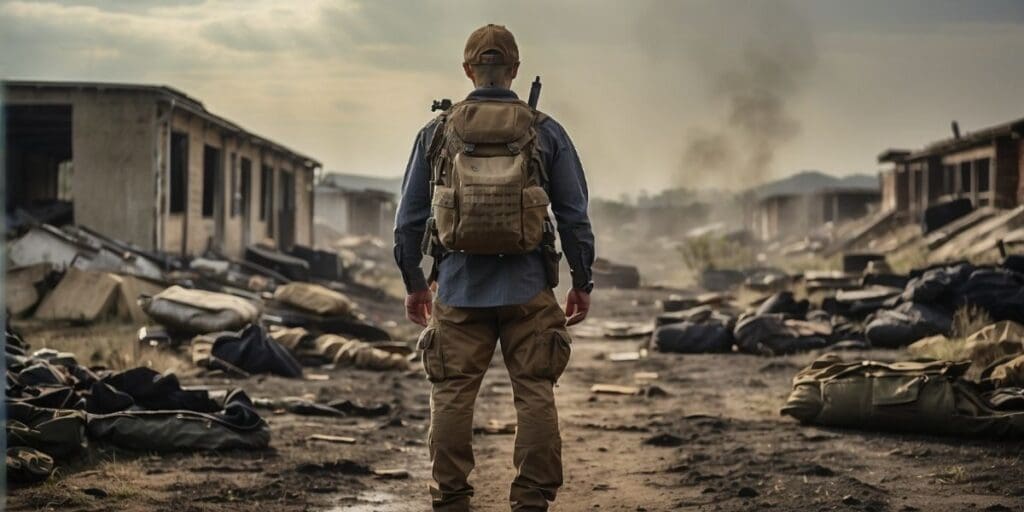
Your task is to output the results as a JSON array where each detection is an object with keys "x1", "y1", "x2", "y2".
[{"x1": 194, "y1": 324, "x2": 304, "y2": 378}]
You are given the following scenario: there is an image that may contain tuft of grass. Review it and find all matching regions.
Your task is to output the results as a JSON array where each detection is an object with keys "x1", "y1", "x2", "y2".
[
  {"x1": 935, "y1": 465, "x2": 969, "y2": 484},
  {"x1": 888, "y1": 245, "x2": 930, "y2": 275},
  {"x1": 952, "y1": 304, "x2": 993, "y2": 338},
  {"x1": 909, "y1": 305, "x2": 994, "y2": 362},
  {"x1": 16, "y1": 322, "x2": 187, "y2": 373}
]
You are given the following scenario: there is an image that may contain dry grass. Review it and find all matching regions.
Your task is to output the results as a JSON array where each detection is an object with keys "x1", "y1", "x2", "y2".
[
  {"x1": 679, "y1": 235, "x2": 756, "y2": 272},
  {"x1": 888, "y1": 245, "x2": 930, "y2": 274},
  {"x1": 13, "y1": 321, "x2": 187, "y2": 373},
  {"x1": 951, "y1": 304, "x2": 993, "y2": 338},
  {"x1": 14, "y1": 457, "x2": 156, "y2": 509},
  {"x1": 908, "y1": 305, "x2": 993, "y2": 361}
]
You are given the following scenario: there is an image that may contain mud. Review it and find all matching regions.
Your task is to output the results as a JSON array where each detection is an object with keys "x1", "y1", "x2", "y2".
[{"x1": 8, "y1": 289, "x2": 1024, "y2": 511}]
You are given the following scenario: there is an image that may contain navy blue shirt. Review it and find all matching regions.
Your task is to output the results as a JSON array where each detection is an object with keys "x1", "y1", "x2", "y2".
[{"x1": 393, "y1": 87, "x2": 595, "y2": 308}]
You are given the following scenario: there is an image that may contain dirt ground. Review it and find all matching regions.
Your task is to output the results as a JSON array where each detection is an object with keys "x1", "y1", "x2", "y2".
[{"x1": 8, "y1": 288, "x2": 1024, "y2": 511}]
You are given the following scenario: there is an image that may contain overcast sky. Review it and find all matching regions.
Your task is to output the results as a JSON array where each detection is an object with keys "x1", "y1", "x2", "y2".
[{"x1": 2, "y1": 0, "x2": 1023, "y2": 198}]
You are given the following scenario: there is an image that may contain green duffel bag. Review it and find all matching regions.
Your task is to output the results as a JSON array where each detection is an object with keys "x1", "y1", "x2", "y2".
[
  {"x1": 6, "y1": 402, "x2": 87, "y2": 458},
  {"x1": 782, "y1": 355, "x2": 1024, "y2": 437}
]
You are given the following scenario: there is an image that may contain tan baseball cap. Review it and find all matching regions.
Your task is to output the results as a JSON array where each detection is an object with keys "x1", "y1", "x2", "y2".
[{"x1": 464, "y1": 24, "x2": 519, "y2": 65}]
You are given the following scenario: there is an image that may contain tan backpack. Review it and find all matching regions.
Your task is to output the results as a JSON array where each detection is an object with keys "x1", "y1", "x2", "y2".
[{"x1": 423, "y1": 99, "x2": 552, "y2": 255}]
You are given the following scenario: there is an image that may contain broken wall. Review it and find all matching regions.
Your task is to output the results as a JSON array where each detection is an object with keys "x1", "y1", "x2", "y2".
[{"x1": 4, "y1": 88, "x2": 158, "y2": 249}]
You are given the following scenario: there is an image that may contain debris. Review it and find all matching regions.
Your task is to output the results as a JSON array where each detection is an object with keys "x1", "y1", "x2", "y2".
[
  {"x1": 592, "y1": 257, "x2": 641, "y2": 289},
  {"x1": 591, "y1": 384, "x2": 642, "y2": 395},
  {"x1": 643, "y1": 433, "x2": 684, "y2": 447},
  {"x1": 737, "y1": 486, "x2": 758, "y2": 498},
  {"x1": 33, "y1": 267, "x2": 123, "y2": 323},
  {"x1": 295, "y1": 459, "x2": 372, "y2": 475},
  {"x1": 5, "y1": 263, "x2": 58, "y2": 317},
  {"x1": 608, "y1": 352, "x2": 642, "y2": 362},
  {"x1": 245, "y1": 244, "x2": 310, "y2": 282},
  {"x1": 474, "y1": 419, "x2": 516, "y2": 435},
  {"x1": 373, "y1": 468, "x2": 410, "y2": 480},
  {"x1": 308, "y1": 434, "x2": 357, "y2": 444}
]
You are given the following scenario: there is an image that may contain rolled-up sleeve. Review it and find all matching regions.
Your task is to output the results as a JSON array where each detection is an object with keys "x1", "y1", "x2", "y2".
[
  {"x1": 543, "y1": 120, "x2": 596, "y2": 290},
  {"x1": 393, "y1": 121, "x2": 438, "y2": 294}
]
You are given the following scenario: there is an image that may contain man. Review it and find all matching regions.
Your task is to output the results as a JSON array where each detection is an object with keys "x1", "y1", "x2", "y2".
[{"x1": 394, "y1": 24, "x2": 595, "y2": 511}]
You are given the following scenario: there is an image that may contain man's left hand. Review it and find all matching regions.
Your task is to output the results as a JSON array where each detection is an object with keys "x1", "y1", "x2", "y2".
[{"x1": 565, "y1": 288, "x2": 590, "y2": 326}]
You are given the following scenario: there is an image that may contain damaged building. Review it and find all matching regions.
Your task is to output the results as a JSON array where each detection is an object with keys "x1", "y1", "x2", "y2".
[
  {"x1": 879, "y1": 117, "x2": 1024, "y2": 217},
  {"x1": 3, "y1": 80, "x2": 321, "y2": 257},
  {"x1": 314, "y1": 173, "x2": 399, "y2": 240},
  {"x1": 753, "y1": 186, "x2": 881, "y2": 240}
]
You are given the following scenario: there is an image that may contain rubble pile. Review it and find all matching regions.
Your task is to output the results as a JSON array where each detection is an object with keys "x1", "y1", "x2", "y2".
[
  {"x1": 651, "y1": 256, "x2": 1024, "y2": 356},
  {"x1": 4, "y1": 222, "x2": 412, "y2": 485},
  {"x1": 5, "y1": 325, "x2": 270, "y2": 483}
]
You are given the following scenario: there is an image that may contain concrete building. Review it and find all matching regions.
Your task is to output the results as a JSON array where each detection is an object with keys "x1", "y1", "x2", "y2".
[
  {"x1": 753, "y1": 187, "x2": 881, "y2": 240},
  {"x1": 3, "y1": 80, "x2": 321, "y2": 257},
  {"x1": 879, "y1": 117, "x2": 1024, "y2": 216},
  {"x1": 314, "y1": 173, "x2": 399, "y2": 240}
]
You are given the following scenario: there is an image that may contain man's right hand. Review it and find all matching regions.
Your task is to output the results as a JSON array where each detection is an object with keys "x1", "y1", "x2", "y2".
[{"x1": 405, "y1": 288, "x2": 433, "y2": 327}]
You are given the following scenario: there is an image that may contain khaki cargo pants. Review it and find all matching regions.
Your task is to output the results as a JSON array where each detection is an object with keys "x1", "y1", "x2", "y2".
[{"x1": 418, "y1": 289, "x2": 572, "y2": 511}]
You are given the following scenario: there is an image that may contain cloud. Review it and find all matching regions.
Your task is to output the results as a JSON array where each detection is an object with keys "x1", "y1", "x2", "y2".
[{"x1": 2, "y1": 0, "x2": 1023, "y2": 198}]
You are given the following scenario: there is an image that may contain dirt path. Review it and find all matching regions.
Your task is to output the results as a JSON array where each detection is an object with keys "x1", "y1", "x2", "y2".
[{"x1": 10, "y1": 289, "x2": 1024, "y2": 511}]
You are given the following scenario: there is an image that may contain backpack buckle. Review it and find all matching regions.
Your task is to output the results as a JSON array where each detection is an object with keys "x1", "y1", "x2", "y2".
[
  {"x1": 463, "y1": 143, "x2": 476, "y2": 154},
  {"x1": 507, "y1": 142, "x2": 521, "y2": 154}
]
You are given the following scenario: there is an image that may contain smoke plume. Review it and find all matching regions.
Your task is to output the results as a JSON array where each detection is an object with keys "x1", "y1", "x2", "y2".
[{"x1": 680, "y1": 4, "x2": 817, "y2": 189}]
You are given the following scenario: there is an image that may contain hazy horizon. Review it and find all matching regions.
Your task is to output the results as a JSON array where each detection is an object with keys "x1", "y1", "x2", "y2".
[{"x1": 3, "y1": 0, "x2": 1023, "y2": 198}]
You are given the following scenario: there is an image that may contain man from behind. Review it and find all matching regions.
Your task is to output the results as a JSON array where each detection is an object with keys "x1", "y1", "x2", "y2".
[{"x1": 394, "y1": 23, "x2": 595, "y2": 512}]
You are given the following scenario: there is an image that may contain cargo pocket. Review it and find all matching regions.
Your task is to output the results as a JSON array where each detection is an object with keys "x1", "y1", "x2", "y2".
[
  {"x1": 537, "y1": 329, "x2": 572, "y2": 383},
  {"x1": 432, "y1": 186, "x2": 458, "y2": 249},
  {"x1": 521, "y1": 186, "x2": 550, "y2": 252},
  {"x1": 417, "y1": 327, "x2": 446, "y2": 382}
]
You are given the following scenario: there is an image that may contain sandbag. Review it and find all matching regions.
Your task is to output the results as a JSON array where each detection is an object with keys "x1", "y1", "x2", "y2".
[
  {"x1": 87, "y1": 390, "x2": 270, "y2": 451},
  {"x1": 314, "y1": 334, "x2": 410, "y2": 371},
  {"x1": 957, "y1": 269, "x2": 1024, "y2": 324},
  {"x1": 653, "y1": 320, "x2": 733, "y2": 353},
  {"x1": 6, "y1": 402, "x2": 87, "y2": 458},
  {"x1": 273, "y1": 282, "x2": 354, "y2": 316},
  {"x1": 901, "y1": 263, "x2": 973, "y2": 304},
  {"x1": 865, "y1": 302, "x2": 952, "y2": 348},
  {"x1": 140, "y1": 286, "x2": 260, "y2": 334},
  {"x1": 967, "y1": 321, "x2": 1024, "y2": 344},
  {"x1": 782, "y1": 355, "x2": 1024, "y2": 438},
  {"x1": 988, "y1": 354, "x2": 1024, "y2": 388},
  {"x1": 733, "y1": 314, "x2": 828, "y2": 355},
  {"x1": 755, "y1": 291, "x2": 808, "y2": 317}
]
